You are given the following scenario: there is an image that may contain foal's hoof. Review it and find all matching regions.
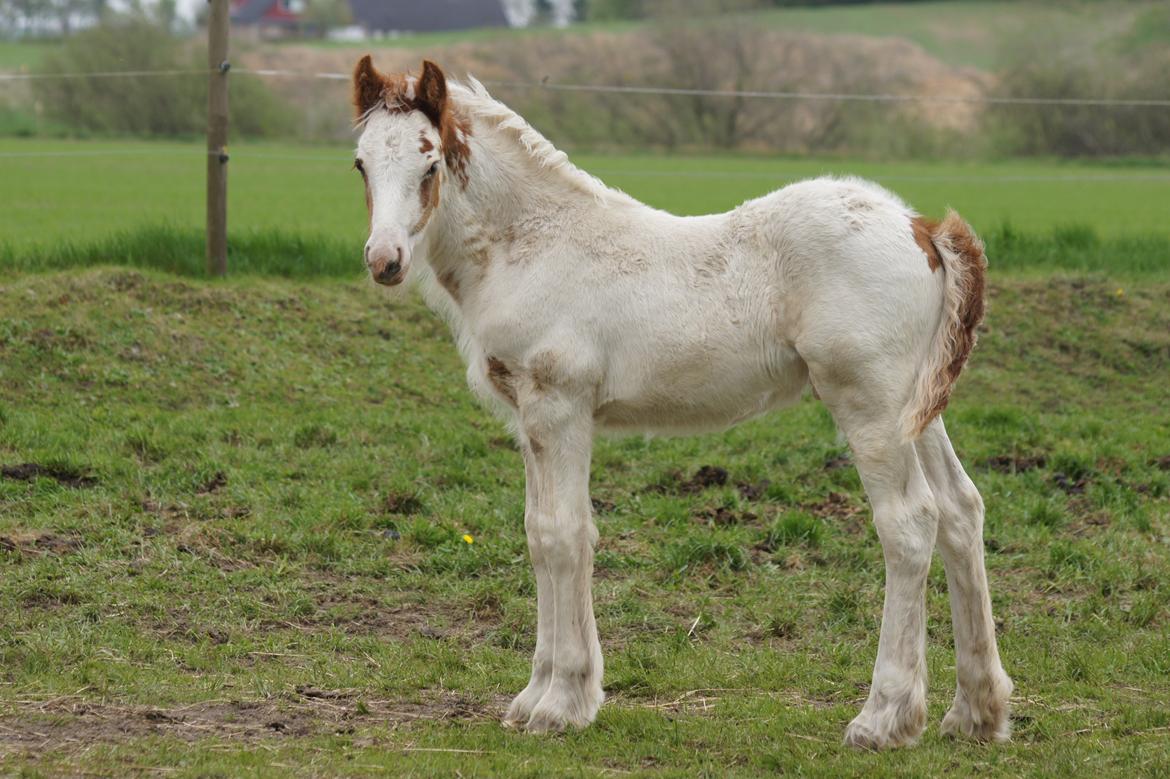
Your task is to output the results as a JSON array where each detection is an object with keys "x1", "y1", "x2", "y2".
[
  {"x1": 843, "y1": 702, "x2": 926, "y2": 750},
  {"x1": 515, "y1": 682, "x2": 602, "y2": 733},
  {"x1": 940, "y1": 677, "x2": 1013, "y2": 743}
]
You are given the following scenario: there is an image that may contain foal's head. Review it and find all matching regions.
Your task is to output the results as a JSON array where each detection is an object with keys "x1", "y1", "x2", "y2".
[{"x1": 352, "y1": 57, "x2": 468, "y2": 287}]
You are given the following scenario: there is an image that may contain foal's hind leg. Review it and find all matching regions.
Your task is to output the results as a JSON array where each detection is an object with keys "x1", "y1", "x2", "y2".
[
  {"x1": 915, "y1": 419, "x2": 1012, "y2": 741},
  {"x1": 814, "y1": 378, "x2": 938, "y2": 749}
]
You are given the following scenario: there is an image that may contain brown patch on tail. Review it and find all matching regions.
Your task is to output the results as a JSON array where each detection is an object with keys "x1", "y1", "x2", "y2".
[
  {"x1": 911, "y1": 216, "x2": 943, "y2": 272},
  {"x1": 904, "y1": 211, "x2": 987, "y2": 439}
]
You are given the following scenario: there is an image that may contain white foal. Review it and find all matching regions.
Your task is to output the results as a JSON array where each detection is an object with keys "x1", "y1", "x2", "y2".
[{"x1": 350, "y1": 57, "x2": 1013, "y2": 749}]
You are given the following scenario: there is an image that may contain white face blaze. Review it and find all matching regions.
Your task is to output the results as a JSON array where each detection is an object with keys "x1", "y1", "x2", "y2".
[{"x1": 354, "y1": 109, "x2": 444, "y2": 286}]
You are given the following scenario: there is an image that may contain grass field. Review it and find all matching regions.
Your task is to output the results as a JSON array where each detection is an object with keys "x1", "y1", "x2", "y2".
[
  {"x1": 2, "y1": 138, "x2": 1169, "y2": 279},
  {"x1": 1, "y1": 128, "x2": 1169, "y2": 774},
  {"x1": 0, "y1": 265, "x2": 1167, "y2": 776}
]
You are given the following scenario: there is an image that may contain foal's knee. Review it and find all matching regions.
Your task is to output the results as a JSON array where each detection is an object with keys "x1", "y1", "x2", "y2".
[{"x1": 527, "y1": 510, "x2": 596, "y2": 568}]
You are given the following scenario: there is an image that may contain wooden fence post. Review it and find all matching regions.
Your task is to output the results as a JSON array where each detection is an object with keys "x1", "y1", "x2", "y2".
[{"x1": 206, "y1": 0, "x2": 230, "y2": 277}]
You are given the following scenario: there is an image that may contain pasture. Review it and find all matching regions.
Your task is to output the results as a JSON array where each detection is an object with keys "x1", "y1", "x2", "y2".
[{"x1": 0, "y1": 138, "x2": 1168, "y2": 776}]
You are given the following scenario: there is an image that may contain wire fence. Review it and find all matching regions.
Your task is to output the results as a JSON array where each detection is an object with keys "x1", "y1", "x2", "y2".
[
  {"x1": 5, "y1": 65, "x2": 1170, "y2": 108},
  {"x1": 3, "y1": 65, "x2": 1169, "y2": 185}
]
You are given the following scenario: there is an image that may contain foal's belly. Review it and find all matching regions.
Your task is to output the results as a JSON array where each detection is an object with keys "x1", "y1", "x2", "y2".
[{"x1": 593, "y1": 345, "x2": 809, "y2": 435}]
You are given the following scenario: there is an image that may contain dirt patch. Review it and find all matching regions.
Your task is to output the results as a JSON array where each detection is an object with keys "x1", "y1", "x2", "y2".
[
  {"x1": 287, "y1": 584, "x2": 498, "y2": 644},
  {"x1": 383, "y1": 491, "x2": 425, "y2": 515},
  {"x1": 805, "y1": 492, "x2": 865, "y2": 522},
  {"x1": 981, "y1": 454, "x2": 1048, "y2": 474},
  {"x1": 1154, "y1": 456, "x2": 1170, "y2": 472},
  {"x1": 0, "y1": 531, "x2": 83, "y2": 557},
  {"x1": 591, "y1": 497, "x2": 617, "y2": 514},
  {"x1": 649, "y1": 465, "x2": 729, "y2": 495},
  {"x1": 0, "y1": 689, "x2": 505, "y2": 756},
  {"x1": 1, "y1": 463, "x2": 97, "y2": 488},
  {"x1": 735, "y1": 480, "x2": 771, "y2": 501},
  {"x1": 196, "y1": 472, "x2": 227, "y2": 495},
  {"x1": 823, "y1": 454, "x2": 851, "y2": 471},
  {"x1": 1052, "y1": 471, "x2": 1091, "y2": 495},
  {"x1": 693, "y1": 506, "x2": 758, "y2": 527}
]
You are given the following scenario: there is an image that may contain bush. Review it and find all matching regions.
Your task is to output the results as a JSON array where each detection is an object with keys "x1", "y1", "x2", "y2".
[
  {"x1": 991, "y1": 38, "x2": 1170, "y2": 157},
  {"x1": 33, "y1": 18, "x2": 295, "y2": 139}
]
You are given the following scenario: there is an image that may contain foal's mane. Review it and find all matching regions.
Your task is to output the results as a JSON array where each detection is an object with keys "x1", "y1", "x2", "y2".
[{"x1": 453, "y1": 77, "x2": 641, "y2": 205}]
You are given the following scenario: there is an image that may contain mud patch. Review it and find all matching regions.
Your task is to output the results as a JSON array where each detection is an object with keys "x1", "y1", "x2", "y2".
[{"x1": 1, "y1": 462, "x2": 97, "y2": 488}]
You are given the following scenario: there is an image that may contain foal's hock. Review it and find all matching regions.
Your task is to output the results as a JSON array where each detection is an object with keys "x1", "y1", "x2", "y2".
[{"x1": 349, "y1": 57, "x2": 1012, "y2": 749}]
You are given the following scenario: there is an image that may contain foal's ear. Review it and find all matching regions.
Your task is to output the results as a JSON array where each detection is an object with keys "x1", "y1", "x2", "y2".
[
  {"x1": 353, "y1": 55, "x2": 386, "y2": 119},
  {"x1": 416, "y1": 60, "x2": 448, "y2": 128}
]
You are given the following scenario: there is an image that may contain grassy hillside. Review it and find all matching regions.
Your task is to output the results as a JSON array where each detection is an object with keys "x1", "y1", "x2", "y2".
[{"x1": 0, "y1": 268, "x2": 1167, "y2": 776}]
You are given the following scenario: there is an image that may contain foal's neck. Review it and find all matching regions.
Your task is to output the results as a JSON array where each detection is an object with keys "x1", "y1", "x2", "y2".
[{"x1": 422, "y1": 110, "x2": 629, "y2": 300}]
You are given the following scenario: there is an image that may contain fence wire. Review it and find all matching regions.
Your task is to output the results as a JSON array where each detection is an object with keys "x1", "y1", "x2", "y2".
[{"x1": 3, "y1": 65, "x2": 1170, "y2": 108}]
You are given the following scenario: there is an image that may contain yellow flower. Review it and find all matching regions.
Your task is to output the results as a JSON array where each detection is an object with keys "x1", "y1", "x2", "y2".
[
  {"x1": 1115, "y1": 288, "x2": 1125, "y2": 297},
  {"x1": 463, "y1": 534, "x2": 474, "y2": 545}
]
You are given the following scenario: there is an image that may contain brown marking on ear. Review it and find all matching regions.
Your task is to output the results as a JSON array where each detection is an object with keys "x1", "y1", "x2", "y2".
[
  {"x1": 416, "y1": 61, "x2": 471, "y2": 188},
  {"x1": 416, "y1": 61, "x2": 448, "y2": 128},
  {"x1": 437, "y1": 268, "x2": 460, "y2": 303},
  {"x1": 412, "y1": 168, "x2": 441, "y2": 234},
  {"x1": 912, "y1": 216, "x2": 943, "y2": 272},
  {"x1": 353, "y1": 55, "x2": 390, "y2": 119},
  {"x1": 486, "y1": 357, "x2": 517, "y2": 407}
]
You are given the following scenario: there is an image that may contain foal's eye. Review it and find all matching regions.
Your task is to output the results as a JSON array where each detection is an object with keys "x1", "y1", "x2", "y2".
[
  {"x1": 425, "y1": 161, "x2": 439, "y2": 178},
  {"x1": 353, "y1": 159, "x2": 365, "y2": 176}
]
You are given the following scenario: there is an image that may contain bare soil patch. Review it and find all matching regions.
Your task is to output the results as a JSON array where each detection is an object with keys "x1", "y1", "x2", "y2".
[
  {"x1": 1, "y1": 462, "x2": 96, "y2": 488},
  {"x1": 0, "y1": 689, "x2": 505, "y2": 757}
]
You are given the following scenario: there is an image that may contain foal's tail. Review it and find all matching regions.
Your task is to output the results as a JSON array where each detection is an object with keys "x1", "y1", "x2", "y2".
[{"x1": 899, "y1": 210, "x2": 988, "y2": 442}]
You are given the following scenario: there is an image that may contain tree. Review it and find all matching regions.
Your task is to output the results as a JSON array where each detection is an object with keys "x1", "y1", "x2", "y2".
[{"x1": 302, "y1": 0, "x2": 351, "y2": 35}]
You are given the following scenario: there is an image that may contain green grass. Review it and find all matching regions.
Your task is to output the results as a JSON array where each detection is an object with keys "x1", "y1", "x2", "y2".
[
  {"x1": 0, "y1": 267, "x2": 1167, "y2": 776},
  {"x1": 2, "y1": 138, "x2": 1169, "y2": 278},
  {"x1": 0, "y1": 39, "x2": 57, "y2": 71}
]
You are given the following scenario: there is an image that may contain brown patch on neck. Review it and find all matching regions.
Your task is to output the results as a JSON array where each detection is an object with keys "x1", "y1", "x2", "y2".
[
  {"x1": 486, "y1": 357, "x2": 517, "y2": 407},
  {"x1": 912, "y1": 216, "x2": 943, "y2": 272},
  {"x1": 437, "y1": 267, "x2": 460, "y2": 303}
]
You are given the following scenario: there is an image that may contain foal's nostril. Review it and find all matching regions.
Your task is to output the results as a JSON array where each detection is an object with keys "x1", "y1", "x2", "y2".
[{"x1": 382, "y1": 260, "x2": 402, "y2": 278}]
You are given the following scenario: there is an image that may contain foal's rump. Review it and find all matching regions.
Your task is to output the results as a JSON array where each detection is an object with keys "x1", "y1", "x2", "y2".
[{"x1": 762, "y1": 177, "x2": 987, "y2": 441}]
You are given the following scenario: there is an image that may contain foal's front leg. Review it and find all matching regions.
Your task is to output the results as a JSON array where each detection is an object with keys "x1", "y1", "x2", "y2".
[
  {"x1": 507, "y1": 405, "x2": 603, "y2": 732},
  {"x1": 503, "y1": 447, "x2": 555, "y2": 725}
]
